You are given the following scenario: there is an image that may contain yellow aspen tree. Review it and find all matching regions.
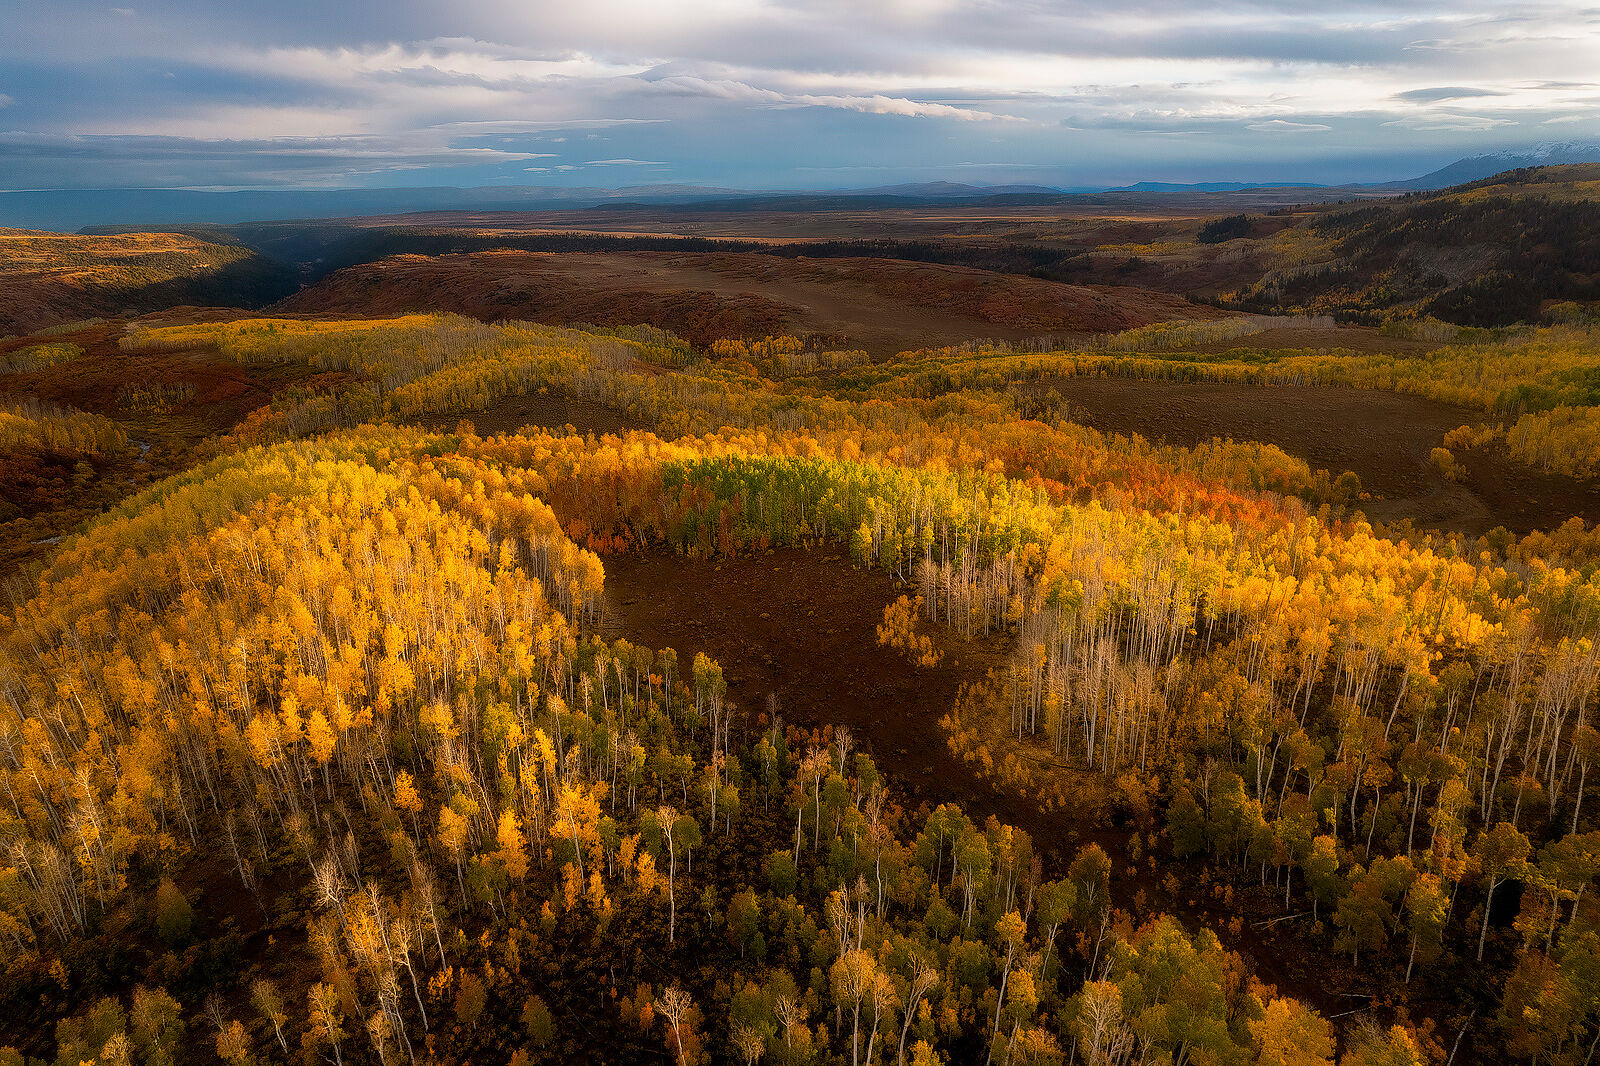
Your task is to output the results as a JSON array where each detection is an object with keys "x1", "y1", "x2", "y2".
[
  {"x1": 305, "y1": 984, "x2": 345, "y2": 1066},
  {"x1": 497, "y1": 809, "x2": 529, "y2": 881}
]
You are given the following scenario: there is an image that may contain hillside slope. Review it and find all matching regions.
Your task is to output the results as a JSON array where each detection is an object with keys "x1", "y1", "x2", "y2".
[
  {"x1": 1234, "y1": 164, "x2": 1600, "y2": 324},
  {"x1": 275, "y1": 249, "x2": 1227, "y2": 352},
  {"x1": 0, "y1": 229, "x2": 297, "y2": 335}
]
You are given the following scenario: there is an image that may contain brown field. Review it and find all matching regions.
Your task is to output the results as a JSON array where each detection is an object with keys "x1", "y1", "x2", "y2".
[
  {"x1": 601, "y1": 548, "x2": 1003, "y2": 824},
  {"x1": 406, "y1": 390, "x2": 646, "y2": 438},
  {"x1": 1174, "y1": 323, "x2": 1439, "y2": 355},
  {"x1": 1043, "y1": 375, "x2": 1600, "y2": 535},
  {"x1": 598, "y1": 547, "x2": 1444, "y2": 1027},
  {"x1": 276, "y1": 249, "x2": 1227, "y2": 353},
  {"x1": 0, "y1": 319, "x2": 336, "y2": 432}
]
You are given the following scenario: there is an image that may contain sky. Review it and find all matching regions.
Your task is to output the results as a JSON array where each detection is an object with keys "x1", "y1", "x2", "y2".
[{"x1": 1, "y1": 0, "x2": 1598, "y2": 191}]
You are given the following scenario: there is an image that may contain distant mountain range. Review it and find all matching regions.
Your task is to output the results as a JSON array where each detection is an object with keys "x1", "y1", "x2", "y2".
[
  {"x1": 848, "y1": 181, "x2": 1078, "y2": 198},
  {"x1": 0, "y1": 184, "x2": 751, "y2": 232},
  {"x1": 1397, "y1": 142, "x2": 1600, "y2": 189},
  {"x1": 3, "y1": 142, "x2": 1598, "y2": 232},
  {"x1": 1111, "y1": 181, "x2": 1328, "y2": 193}
]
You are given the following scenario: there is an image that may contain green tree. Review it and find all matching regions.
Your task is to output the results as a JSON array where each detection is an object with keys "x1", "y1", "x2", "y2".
[
  {"x1": 130, "y1": 986, "x2": 185, "y2": 1066},
  {"x1": 1068, "y1": 844, "x2": 1111, "y2": 927},
  {"x1": 1300, "y1": 834, "x2": 1343, "y2": 920},
  {"x1": 1473, "y1": 821, "x2": 1532, "y2": 961},
  {"x1": 521, "y1": 995, "x2": 555, "y2": 1051},
  {"x1": 1034, "y1": 879, "x2": 1076, "y2": 978},
  {"x1": 1403, "y1": 872, "x2": 1448, "y2": 982},
  {"x1": 727, "y1": 887, "x2": 763, "y2": 960},
  {"x1": 154, "y1": 879, "x2": 193, "y2": 945}
]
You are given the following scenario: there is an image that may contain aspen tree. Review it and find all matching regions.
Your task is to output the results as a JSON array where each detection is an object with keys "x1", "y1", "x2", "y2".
[
  {"x1": 655, "y1": 986, "x2": 692, "y2": 1066},
  {"x1": 657, "y1": 804, "x2": 681, "y2": 943},
  {"x1": 306, "y1": 983, "x2": 346, "y2": 1066},
  {"x1": 1474, "y1": 821, "x2": 1532, "y2": 961},
  {"x1": 250, "y1": 980, "x2": 289, "y2": 1056},
  {"x1": 831, "y1": 949, "x2": 877, "y2": 1066},
  {"x1": 895, "y1": 958, "x2": 938, "y2": 1066}
]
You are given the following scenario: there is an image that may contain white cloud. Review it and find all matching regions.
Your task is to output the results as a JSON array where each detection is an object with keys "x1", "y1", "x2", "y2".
[
  {"x1": 1382, "y1": 113, "x2": 1518, "y2": 132},
  {"x1": 429, "y1": 119, "x2": 665, "y2": 134},
  {"x1": 649, "y1": 75, "x2": 1016, "y2": 121},
  {"x1": 1246, "y1": 119, "x2": 1332, "y2": 133},
  {"x1": 2, "y1": 0, "x2": 1598, "y2": 189}
]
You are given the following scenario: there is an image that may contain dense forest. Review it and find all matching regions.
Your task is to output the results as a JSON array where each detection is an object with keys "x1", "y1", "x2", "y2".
[{"x1": 1, "y1": 308, "x2": 1598, "y2": 1066}]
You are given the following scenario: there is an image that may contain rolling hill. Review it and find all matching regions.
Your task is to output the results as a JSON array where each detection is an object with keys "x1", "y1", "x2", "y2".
[
  {"x1": 274, "y1": 248, "x2": 1228, "y2": 352},
  {"x1": 0, "y1": 229, "x2": 297, "y2": 335},
  {"x1": 1232, "y1": 164, "x2": 1600, "y2": 325}
]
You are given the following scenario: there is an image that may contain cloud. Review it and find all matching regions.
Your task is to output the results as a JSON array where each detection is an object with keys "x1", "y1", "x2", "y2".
[
  {"x1": 583, "y1": 158, "x2": 665, "y2": 165},
  {"x1": 648, "y1": 75, "x2": 1016, "y2": 121},
  {"x1": 1381, "y1": 114, "x2": 1518, "y2": 132},
  {"x1": 0, "y1": 1, "x2": 1597, "y2": 190},
  {"x1": 429, "y1": 119, "x2": 666, "y2": 134},
  {"x1": 0, "y1": 94, "x2": 12, "y2": 109},
  {"x1": 1395, "y1": 86, "x2": 1505, "y2": 103},
  {"x1": 0, "y1": 131, "x2": 555, "y2": 188},
  {"x1": 1246, "y1": 119, "x2": 1332, "y2": 133}
]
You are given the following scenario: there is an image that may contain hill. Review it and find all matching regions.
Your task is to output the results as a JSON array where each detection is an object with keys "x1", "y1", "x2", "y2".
[
  {"x1": 274, "y1": 249, "x2": 1226, "y2": 353},
  {"x1": 0, "y1": 229, "x2": 297, "y2": 335},
  {"x1": 1230, "y1": 164, "x2": 1600, "y2": 324}
]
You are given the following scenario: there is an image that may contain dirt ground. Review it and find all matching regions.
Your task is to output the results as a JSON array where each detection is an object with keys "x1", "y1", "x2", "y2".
[
  {"x1": 594, "y1": 546, "x2": 1466, "y2": 1038},
  {"x1": 1044, "y1": 375, "x2": 1600, "y2": 535},
  {"x1": 407, "y1": 391, "x2": 646, "y2": 438},
  {"x1": 599, "y1": 547, "x2": 1008, "y2": 820},
  {"x1": 1176, "y1": 324, "x2": 1440, "y2": 356}
]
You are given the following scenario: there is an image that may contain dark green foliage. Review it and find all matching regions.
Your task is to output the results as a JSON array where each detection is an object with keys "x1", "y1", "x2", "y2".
[
  {"x1": 766, "y1": 850, "x2": 799, "y2": 896},
  {"x1": 153, "y1": 880, "x2": 192, "y2": 946},
  {"x1": 1258, "y1": 183, "x2": 1600, "y2": 325},
  {"x1": 521, "y1": 994, "x2": 554, "y2": 1048},
  {"x1": 1197, "y1": 214, "x2": 1255, "y2": 244}
]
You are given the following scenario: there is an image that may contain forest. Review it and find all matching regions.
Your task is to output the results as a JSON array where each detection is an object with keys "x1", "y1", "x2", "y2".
[
  {"x1": 0, "y1": 300, "x2": 1598, "y2": 1066},
  {"x1": 1228, "y1": 170, "x2": 1600, "y2": 326}
]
